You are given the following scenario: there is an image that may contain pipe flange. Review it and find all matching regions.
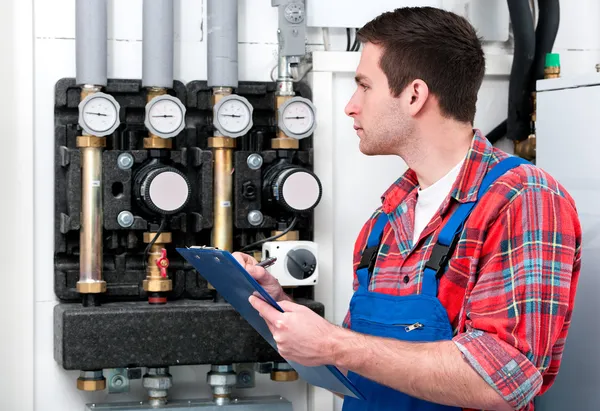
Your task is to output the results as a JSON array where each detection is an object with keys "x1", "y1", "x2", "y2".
[
  {"x1": 271, "y1": 137, "x2": 299, "y2": 149},
  {"x1": 143, "y1": 278, "x2": 173, "y2": 292},
  {"x1": 77, "y1": 136, "x2": 107, "y2": 148},
  {"x1": 143, "y1": 232, "x2": 172, "y2": 244},
  {"x1": 76, "y1": 281, "x2": 107, "y2": 294},
  {"x1": 208, "y1": 136, "x2": 236, "y2": 149}
]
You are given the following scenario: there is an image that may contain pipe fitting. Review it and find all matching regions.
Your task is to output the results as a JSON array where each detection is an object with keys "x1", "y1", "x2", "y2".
[{"x1": 207, "y1": 365, "x2": 237, "y2": 405}]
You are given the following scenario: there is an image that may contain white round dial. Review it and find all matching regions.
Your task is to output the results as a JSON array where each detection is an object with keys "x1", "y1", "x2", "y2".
[
  {"x1": 284, "y1": 3, "x2": 304, "y2": 23},
  {"x1": 78, "y1": 92, "x2": 121, "y2": 137},
  {"x1": 144, "y1": 94, "x2": 186, "y2": 139},
  {"x1": 213, "y1": 95, "x2": 254, "y2": 138},
  {"x1": 278, "y1": 97, "x2": 317, "y2": 139}
]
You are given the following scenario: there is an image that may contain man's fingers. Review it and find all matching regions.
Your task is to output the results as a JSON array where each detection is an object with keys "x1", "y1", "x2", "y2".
[
  {"x1": 246, "y1": 265, "x2": 267, "y2": 280},
  {"x1": 249, "y1": 295, "x2": 282, "y2": 324},
  {"x1": 277, "y1": 300, "x2": 299, "y2": 312}
]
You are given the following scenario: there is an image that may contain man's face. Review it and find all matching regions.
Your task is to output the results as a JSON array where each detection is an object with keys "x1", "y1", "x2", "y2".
[{"x1": 344, "y1": 43, "x2": 414, "y2": 156}]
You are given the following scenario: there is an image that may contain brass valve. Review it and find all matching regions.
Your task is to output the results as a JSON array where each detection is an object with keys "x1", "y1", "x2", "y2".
[{"x1": 143, "y1": 232, "x2": 173, "y2": 302}]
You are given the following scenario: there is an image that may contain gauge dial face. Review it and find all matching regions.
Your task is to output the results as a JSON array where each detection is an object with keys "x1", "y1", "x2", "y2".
[
  {"x1": 279, "y1": 97, "x2": 316, "y2": 139},
  {"x1": 214, "y1": 95, "x2": 254, "y2": 137},
  {"x1": 145, "y1": 95, "x2": 186, "y2": 138},
  {"x1": 78, "y1": 93, "x2": 120, "y2": 136},
  {"x1": 284, "y1": 3, "x2": 304, "y2": 23}
]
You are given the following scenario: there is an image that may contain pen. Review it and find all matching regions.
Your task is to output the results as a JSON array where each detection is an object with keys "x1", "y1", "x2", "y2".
[{"x1": 256, "y1": 257, "x2": 277, "y2": 268}]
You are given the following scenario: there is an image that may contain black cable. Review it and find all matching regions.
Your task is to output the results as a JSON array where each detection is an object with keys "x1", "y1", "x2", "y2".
[
  {"x1": 143, "y1": 215, "x2": 167, "y2": 271},
  {"x1": 239, "y1": 215, "x2": 298, "y2": 252},
  {"x1": 531, "y1": 0, "x2": 560, "y2": 86},
  {"x1": 506, "y1": 0, "x2": 536, "y2": 142},
  {"x1": 486, "y1": 119, "x2": 507, "y2": 144},
  {"x1": 346, "y1": 28, "x2": 351, "y2": 51},
  {"x1": 486, "y1": 0, "x2": 559, "y2": 144},
  {"x1": 351, "y1": 28, "x2": 360, "y2": 51}
]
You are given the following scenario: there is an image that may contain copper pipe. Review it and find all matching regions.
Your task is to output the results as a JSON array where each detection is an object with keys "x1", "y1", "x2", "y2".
[
  {"x1": 210, "y1": 138, "x2": 235, "y2": 251},
  {"x1": 77, "y1": 141, "x2": 106, "y2": 294},
  {"x1": 210, "y1": 87, "x2": 235, "y2": 252}
]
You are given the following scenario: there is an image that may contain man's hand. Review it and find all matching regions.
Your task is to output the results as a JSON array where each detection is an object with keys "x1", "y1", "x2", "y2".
[
  {"x1": 249, "y1": 295, "x2": 339, "y2": 367},
  {"x1": 232, "y1": 252, "x2": 291, "y2": 302}
]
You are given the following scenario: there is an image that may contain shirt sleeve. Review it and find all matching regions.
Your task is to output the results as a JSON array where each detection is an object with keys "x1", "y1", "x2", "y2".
[{"x1": 452, "y1": 186, "x2": 581, "y2": 410}]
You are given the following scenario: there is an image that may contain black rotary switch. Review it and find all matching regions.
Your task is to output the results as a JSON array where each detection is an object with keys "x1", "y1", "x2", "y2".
[
  {"x1": 135, "y1": 165, "x2": 191, "y2": 215},
  {"x1": 286, "y1": 249, "x2": 317, "y2": 280}
]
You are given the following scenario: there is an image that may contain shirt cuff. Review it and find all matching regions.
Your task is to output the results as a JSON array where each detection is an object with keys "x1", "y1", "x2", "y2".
[{"x1": 453, "y1": 329, "x2": 542, "y2": 410}]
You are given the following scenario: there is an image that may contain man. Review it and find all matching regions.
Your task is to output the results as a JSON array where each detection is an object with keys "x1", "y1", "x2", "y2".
[{"x1": 234, "y1": 6, "x2": 581, "y2": 411}]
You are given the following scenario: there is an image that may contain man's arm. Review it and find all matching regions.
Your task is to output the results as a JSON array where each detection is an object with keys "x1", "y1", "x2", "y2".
[{"x1": 330, "y1": 328, "x2": 512, "y2": 410}]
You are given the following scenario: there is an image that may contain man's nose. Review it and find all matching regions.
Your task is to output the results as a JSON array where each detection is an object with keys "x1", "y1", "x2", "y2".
[{"x1": 345, "y1": 95, "x2": 359, "y2": 117}]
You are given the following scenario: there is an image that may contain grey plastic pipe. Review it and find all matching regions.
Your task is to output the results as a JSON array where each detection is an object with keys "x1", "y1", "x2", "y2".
[
  {"x1": 142, "y1": 0, "x2": 174, "y2": 88},
  {"x1": 207, "y1": 0, "x2": 238, "y2": 88},
  {"x1": 76, "y1": 0, "x2": 107, "y2": 86}
]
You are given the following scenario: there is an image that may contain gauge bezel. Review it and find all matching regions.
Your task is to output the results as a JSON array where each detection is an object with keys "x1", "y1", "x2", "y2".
[
  {"x1": 77, "y1": 92, "x2": 121, "y2": 137},
  {"x1": 277, "y1": 96, "x2": 317, "y2": 140},
  {"x1": 212, "y1": 94, "x2": 254, "y2": 138},
  {"x1": 144, "y1": 94, "x2": 187, "y2": 139}
]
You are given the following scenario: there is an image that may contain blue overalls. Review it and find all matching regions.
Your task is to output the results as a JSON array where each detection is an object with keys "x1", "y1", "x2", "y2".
[{"x1": 342, "y1": 156, "x2": 528, "y2": 411}]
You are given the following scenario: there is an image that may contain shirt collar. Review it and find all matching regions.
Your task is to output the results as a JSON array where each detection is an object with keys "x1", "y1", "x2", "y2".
[{"x1": 381, "y1": 129, "x2": 495, "y2": 214}]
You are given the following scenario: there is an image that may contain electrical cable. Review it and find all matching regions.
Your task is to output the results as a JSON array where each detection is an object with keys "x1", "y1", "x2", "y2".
[
  {"x1": 239, "y1": 215, "x2": 298, "y2": 252},
  {"x1": 351, "y1": 28, "x2": 360, "y2": 51},
  {"x1": 143, "y1": 215, "x2": 167, "y2": 271},
  {"x1": 346, "y1": 28, "x2": 351, "y2": 51}
]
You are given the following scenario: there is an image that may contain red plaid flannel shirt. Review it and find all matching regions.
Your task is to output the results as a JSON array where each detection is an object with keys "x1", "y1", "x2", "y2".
[{"x1": 342, "y1": 131, "x2": 582, "y2": 410}]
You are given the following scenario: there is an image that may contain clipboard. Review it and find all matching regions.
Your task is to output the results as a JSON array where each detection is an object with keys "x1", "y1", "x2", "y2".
[{"x1": 176, "y1": 246, "x2": 364, "y2": 400}]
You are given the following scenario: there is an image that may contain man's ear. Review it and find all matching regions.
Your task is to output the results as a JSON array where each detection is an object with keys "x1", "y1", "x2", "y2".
[{"x1": 406, "y1": 79, "x2": 429, "y2": 117}]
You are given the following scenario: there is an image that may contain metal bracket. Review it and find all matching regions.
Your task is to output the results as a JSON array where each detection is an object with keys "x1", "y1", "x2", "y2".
[
  {"x1": 235, "y1": 363, "x2": 256, "y2": 389},
  {"x1": 106, "y1": 368, "x2": 131, "y2": 394}
]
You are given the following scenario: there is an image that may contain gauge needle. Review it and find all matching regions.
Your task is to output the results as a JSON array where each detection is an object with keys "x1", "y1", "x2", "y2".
[
  {"x1": 285, "y1": 116, "x2": 306, "y2": 119},
  {"x1": 85, "y1": 111, "x2": 108, "y2": 116},
  {"x1": 152, "y1": 115, "x2": 174, "y2": 118},
  {"x1": 221, "y1": 114, "x2": 242, "y2": 118}
]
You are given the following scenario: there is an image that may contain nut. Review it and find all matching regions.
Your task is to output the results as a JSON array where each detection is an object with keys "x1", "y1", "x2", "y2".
[
  {"x1": 117, "y1": 211, "x2": 134, "y2": 227},
  {"x1": 247, "y1": 154, "x2": 263, "y2": 170},
  {"x1": 117, "y1": 153, "x2": 134, "y2": 170},
  {"x1": 143, "y1": 278, "x2": 172, "y2": 292},
  {"x1": 207, "y1": 372, "x2": 237, "y2": 387},
  {"x1": 247, "y1": 210, "x2": 264, "y2": 226},
  {"x1": 142, "y1": 374, "x2": 173, "y2": 391}
]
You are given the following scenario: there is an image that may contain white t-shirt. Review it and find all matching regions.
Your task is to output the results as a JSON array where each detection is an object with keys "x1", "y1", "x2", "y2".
[{"x1": 412, "y1": 158, "x2": 465, "y2": 244}]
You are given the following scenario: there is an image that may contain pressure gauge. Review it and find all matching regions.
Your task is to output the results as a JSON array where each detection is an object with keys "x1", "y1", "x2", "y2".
[
  {"x1": 78, "y1": 92, "x2": 121, "y2": 137},
  {"x1": 144, "y1": 94, "x2": 186, "y2": 139},
  {"x1": 278, "y1": 96, "x2": 317, "y2": 139},
  {"x1": 284, "y1": 3, "x2": 304, "y2": 23},
  {"x1": 213, "y1": 94, "x2": 254, "y2": 138}
]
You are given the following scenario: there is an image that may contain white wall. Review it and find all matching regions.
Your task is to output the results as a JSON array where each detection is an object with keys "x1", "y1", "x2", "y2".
[
  {"x1": 0, "y1": 0, "x2": 34, "y2": 410},
  {"x1": 2, "y1": 0, "x2": 600, "y2": 410}
]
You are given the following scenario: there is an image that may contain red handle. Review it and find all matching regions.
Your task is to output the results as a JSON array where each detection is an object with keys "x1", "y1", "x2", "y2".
[{"x1": 156, "y1": 248, "x2": 169, "y2": 278}]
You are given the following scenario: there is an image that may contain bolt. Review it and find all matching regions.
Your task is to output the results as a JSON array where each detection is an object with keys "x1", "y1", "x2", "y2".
[
  {"x1": 117, "y1": 153, "x2": 134, "y2": 170},
  {"x1": 113, "y1": 376, "x2": 124, "y2": 387},
  {"x1": 596, "y1": 64, "x2": 600, "y2": 73},
  {"x1": 247, "y1": 154, "x2": 263, "y2": 170},
  {"x1": 117, "y1": 211, "x2": 134, "y2": 228},
  {"x1": 240, "y1": 372, "x2": 251, "y2": 384},
  {"x1": 247, "y1": 210, "x2": 264, "y2": 226}
]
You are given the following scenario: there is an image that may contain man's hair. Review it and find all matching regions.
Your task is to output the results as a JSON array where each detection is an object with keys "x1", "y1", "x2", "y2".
[{"x1": 357, "y1": 7, "x2": 485, "y2": 124}]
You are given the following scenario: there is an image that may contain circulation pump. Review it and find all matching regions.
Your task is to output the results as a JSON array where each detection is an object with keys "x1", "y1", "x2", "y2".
[
  {"x1": 262, "y1": 159, "x2": 322, "y2": 214},
  {"x1": 133, "y1": 159, "x2": 192, "y2": 216}
]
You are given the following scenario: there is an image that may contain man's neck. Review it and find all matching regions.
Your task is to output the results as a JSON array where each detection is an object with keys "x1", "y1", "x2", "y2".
[{"x1": 401, "y1": 125, "x2": 474, "y2": 190}]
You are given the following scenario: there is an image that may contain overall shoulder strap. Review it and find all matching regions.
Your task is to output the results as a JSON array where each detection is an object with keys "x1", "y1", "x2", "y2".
[
  {"x1": 420, "y1": 156, "x2": 530, "y2": 296},
  {"x1": 356, "y1": 212, "x2": 388, "y2": 289}
]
